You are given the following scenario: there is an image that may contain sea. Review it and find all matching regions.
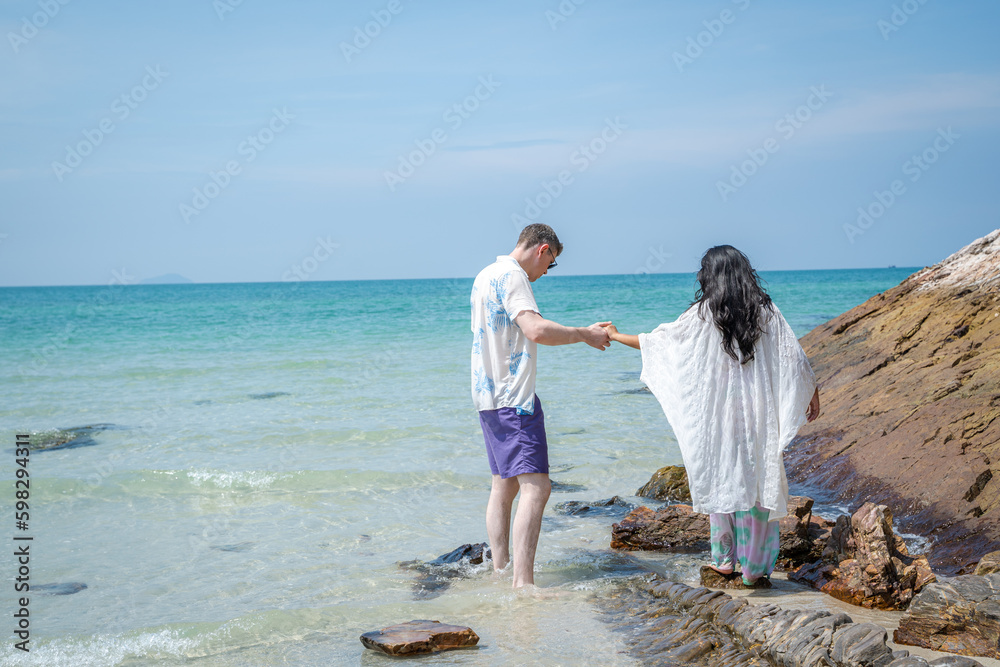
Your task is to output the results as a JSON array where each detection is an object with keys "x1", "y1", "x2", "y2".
[{"x1": 0, "y1": 267, "x2": 918, "y2": 666}]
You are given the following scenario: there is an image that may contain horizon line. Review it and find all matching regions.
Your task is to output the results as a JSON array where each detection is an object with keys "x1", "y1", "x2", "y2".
[{"x1": 0, "y1": 265, "x2": 924, "y2": 289}]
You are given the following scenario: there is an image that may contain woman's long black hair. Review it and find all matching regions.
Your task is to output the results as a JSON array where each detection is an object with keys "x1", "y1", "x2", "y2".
[{"x1": 692, "y1": 245, "x2": 773, "y2": 364}]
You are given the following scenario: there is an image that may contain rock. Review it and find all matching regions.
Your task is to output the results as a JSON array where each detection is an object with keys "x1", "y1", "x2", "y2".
[
  {"x1": 894, "y1": 573, "x2": 1000, "y2": 659},
  {"x1": 597, "y1": 576, "x2": 927, "y2": 667},
  {"x1": 975, "y1": 551, "x2": 1000, "y2": 576},
  {"x1": 209, "y1": 542, "x2": 254, "y2": 552},
  {"x1": 776, "y1": 495, "x2": 836, "y2": 570},
  {"x1": 700, "y1": 566, "x2": 772, "y2": 589},
  {"x1": 785, "y1": 229, "x2": 1000, "y2": 574},
  {"x1": 360, "y1": 620, "x2": 479, "y2": 656},
  {"x1": 549, "y1": 479, "x2": 586, "y2": 493},
  {"x1": 611, "y1": 499, "x2": 832, "y2": 570},
  {"x1": 426, "y1": 543, "x2": 491, "y2": 566},
  {"x1": 636, "y1": 465, "x2": 691, "y2": 502},
  {"x1": 26, "y1": 424, "x2": 119, "y2": 452},
  {"x1": 790, "y1": 502, "x2": 936, "y2": 610},
  {"x1": 33, "y1": 583, "x2": 87, "y2": 595},
  {"x1": 552, "y1": 496, "x2": 635, "y2": 519},
  {"x1": 611, "y1": 505, "x2": 710, "y2": 552},
  {"x1": 248, "y1": 392, "x2": 289, "y2": 400},
  {"x1": 399, "y1": 543, "x2": 491, "y2": 600}
]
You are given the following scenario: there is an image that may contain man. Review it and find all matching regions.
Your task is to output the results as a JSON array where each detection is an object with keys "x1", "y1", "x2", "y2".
[{"x1": 470, "y1": 223, "x2": 610, "y2": 588}]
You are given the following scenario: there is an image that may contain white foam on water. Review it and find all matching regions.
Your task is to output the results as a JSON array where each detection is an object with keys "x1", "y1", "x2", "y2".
[
  {"x1": 0, "y1": 629, "x2": 198, "y2": 667},
  {"x1": 185, "y1": 469, "x2": 282, "y2": 490}
]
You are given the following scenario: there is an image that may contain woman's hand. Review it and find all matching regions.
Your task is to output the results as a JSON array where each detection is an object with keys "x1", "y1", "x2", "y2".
[{"x1": 806, "y1": 387, "x2": 820, "y2": 422}]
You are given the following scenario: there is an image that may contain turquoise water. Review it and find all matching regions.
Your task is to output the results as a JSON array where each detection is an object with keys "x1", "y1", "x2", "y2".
[{"x1": 0, "y1": 268, "x2": 917, "y2": 666}]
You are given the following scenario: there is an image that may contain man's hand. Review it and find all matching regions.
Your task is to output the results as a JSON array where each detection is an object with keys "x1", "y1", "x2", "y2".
[
  {"x1": 582, "y1": 321, "x2": 612, "y2": 350},
  {"x1": 806, "y1": 387, "x2": 821, "y2": 422}
]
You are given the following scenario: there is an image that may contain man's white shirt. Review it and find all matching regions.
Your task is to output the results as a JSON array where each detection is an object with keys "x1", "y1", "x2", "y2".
[{"x1": 470, "y1": 256, "x2": 540, "y2": 414}]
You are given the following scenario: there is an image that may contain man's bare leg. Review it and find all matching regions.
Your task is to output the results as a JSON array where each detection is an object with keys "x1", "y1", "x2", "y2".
[
  {"x1": 511, "y1": 473, "x2": 551, "y2": 588},
  {"x1": 486, "y1": 474, "x2": 520, "y2": 571}
]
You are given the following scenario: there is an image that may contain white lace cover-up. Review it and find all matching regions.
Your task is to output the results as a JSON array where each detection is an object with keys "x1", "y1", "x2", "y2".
[{"x1": 638, "y1": 304, "x2": 816, "y2": 520}]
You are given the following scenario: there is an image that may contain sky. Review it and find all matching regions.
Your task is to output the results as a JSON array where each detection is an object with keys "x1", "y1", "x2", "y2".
[{"x1": 0, "y1": 0, "x2": 998, "y2": 286}]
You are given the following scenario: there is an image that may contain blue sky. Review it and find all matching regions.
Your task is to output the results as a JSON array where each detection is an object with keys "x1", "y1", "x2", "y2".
[{"x1": 1, "y1": 0, "x2": 998, "y2": 286}]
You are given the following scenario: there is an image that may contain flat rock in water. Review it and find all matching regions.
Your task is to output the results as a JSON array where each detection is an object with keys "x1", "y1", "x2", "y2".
[
  {"x1": 33, "y1": 583, "x2": 87, "y2": 596},
  {"x1": 894, "y1": 573, "x2": 1000, "y2": 659},
  {"x1": 553, "y1": 496, "x2": 635, "y2": 518},
  {"x1": 550, "y1": 479, "x2": 586, "y2": 493},
  {"x1": 360, "y1": 620, "x2": 479, "y2": 656},
  {"x1": 400, "y1": 543, "x2": 491, "y2": 600},
  {"x1": 27, "y1": 424, "x2": 119, "y2": 452},
  {"x1": 427, "y1": 542, "x2": 491, "y2": 566},
  {"x1": 635, "y1": 465, "x2": 691, "y2": 502}
]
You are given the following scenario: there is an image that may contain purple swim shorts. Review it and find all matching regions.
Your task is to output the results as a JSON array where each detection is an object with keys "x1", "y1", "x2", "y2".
[{"x1": 478, "y1": 395, "x2": 548, "y2": 479}]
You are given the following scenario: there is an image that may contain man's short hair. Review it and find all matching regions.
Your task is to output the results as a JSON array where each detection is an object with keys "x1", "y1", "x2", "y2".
[{"x1": 516, "y1": 223, "x2": 563, "y2": 256}]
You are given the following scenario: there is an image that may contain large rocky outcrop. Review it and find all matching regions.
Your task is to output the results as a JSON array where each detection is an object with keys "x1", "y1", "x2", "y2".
[{"x1": 786, "y1": 229, "x2": 1000, "y2": 574}]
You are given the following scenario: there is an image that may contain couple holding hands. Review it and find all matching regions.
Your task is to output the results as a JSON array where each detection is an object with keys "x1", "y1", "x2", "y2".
[{"x1": 471, "y1": 223, "x2": 820, "y2": 589}]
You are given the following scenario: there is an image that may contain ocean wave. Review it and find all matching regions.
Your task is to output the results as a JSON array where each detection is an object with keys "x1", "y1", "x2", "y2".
[
  {"x1": 28, "y1": 468, "x2": 487, "y2": 502},
  {"x1": 0, "y1": 628, "x2": 199, "y2": 667},
  {"x1": 185, "y1": 470, "x2": 282, "y2": 490}
]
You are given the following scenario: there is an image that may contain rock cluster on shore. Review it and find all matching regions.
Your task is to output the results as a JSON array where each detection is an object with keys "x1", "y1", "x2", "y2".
[
  {"x1": 790, "y1": 503, "x2": 936, "y2": 610},
  {"x1": 611, "y1": 494, "x2": 830, "y2": 572},
  {"x1": 598, "y1": 576, "x2": 986, "y2": 666},
  {"x1": 786, "y1": 229, "x2": 1000, "y2": 573}
]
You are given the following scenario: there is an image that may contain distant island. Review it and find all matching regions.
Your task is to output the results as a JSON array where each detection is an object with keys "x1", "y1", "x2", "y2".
[{"x1": 139, "y1": 274, "x2": 193, "y2": 285}]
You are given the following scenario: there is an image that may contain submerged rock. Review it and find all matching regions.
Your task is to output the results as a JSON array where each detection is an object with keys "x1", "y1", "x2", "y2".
[
  {"x1": 894, "y1": 573, "x2": 1000, "y2": 659},
  {"x1": 26, "y1": 424, "x2": 119, "y2": 452},
  {"x1": 790, "y1": 502, "x2": 936, "y2": 610},
  {"x1": 549, "y1": 479, "x2": 586, "y2": 493},
  {"x1": 635, "y1": 465, "x2": 692, "y2": 502},
  {"x1": 33, "y1": 583, "x2": 87, "y2": 595},
  {"x1": 360, "y1": 619, "x2": 479, "y2": 656},
  {"x1": 399, "y1": 543, "x2": 491, "y2": 600},
  {"x1": 553, "y1": 496, "x2": 635, "y2": 519},
  {"x1": 209, "y1": 542, "x2": 254, "y2": 552},
  {"x1": 786, "y1": 229, "x2": 1000, "y2": 574}
]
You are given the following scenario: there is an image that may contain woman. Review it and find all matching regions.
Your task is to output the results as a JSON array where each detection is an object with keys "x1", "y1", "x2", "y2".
[{"x1": 606, "y1": 245, "x2": 820, "y2": 585}]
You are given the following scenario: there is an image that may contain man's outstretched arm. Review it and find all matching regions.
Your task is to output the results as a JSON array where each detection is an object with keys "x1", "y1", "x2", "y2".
[{"x1": 515, "y1": 311, "x2": 611, "y2": 350}]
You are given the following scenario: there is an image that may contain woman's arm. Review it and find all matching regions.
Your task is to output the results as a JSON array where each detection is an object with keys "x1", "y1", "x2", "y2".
[{"x1": 604, "y1": 324, "x2": 641, "y2": 350}]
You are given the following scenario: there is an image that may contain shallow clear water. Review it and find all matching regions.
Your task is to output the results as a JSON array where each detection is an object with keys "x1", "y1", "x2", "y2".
[{"x1": 0, "y1": 268, "x2": 917, "y2": 665}]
